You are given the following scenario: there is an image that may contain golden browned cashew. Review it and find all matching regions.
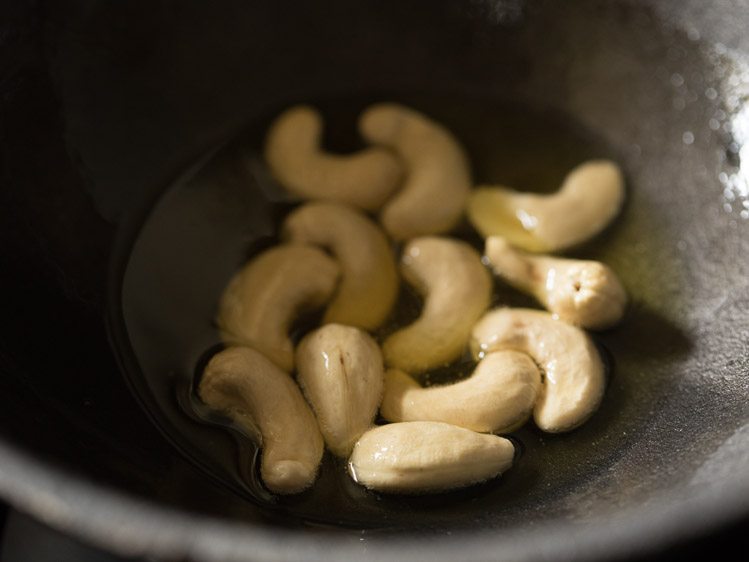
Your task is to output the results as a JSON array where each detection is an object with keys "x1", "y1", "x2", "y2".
[
  {"x1": 348, "y1": 421, "x2": 515, "y2": 494},
  {"x1": 467, "y1": 160, "x2": 625, "y2": 252},
  {"x1": 485, "y1": 236, "x2": 627, "y2": 329},
  {"x1": 264, "y1": 105, "x2": 403, "y2": 211},
  {"x1": 296, "y1": 324, "x2": 384, "y2": 457},
  {"x1": 471, "y1": 308, "x2": 605, "y2": 433},
  {"x1": 358, "y1": 103, "x2": 472, "y2": 240},
  {"x1": 199, "y1": 347, "x2": 324, "y2": 494},
  {"x1": 380, "y1": 350, "x2": 540, "y2": 433},
  {"x1": 382, "y1": 236, "x2": 492, "y2": 374},
  {"x1": 281, "y1": 202, "x2": 398, "y2": 331},
  {"x1": 217, "y1": 245, "x2": 340, "y2": 372}
]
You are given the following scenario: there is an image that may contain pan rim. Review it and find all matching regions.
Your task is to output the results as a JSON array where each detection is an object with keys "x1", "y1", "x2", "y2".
[{"x1": 1, "y1": 435, "x2": 747, "y2": 562}]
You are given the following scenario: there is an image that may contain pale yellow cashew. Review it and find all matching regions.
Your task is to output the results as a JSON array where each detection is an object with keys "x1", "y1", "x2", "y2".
[
  {"x1": 468, "y1": 160, "x2": 625, "y2": 252},
  {"x1": 485, "y1": 236, "x2": 627, "y2": 329},
  {"x1": 281, "y1": 202, "x2": 398, "y2": 331},
  {"x1": 380, "y1": 350, "x2": 541, "y2": 433},
  {"x1": 471, "y1": 308, "x2": 605, "y2": 433},
  {"x1": 199, "y1": 347, "x2": 324, "y2": 494},
  {"x1": 217, "y1": 245, "x2": 340, "y2": 372},
  {"x1": 296, "y1": 324, "x2": 384, "y2": 457},
  {"x1": 382, "y1": 236, "x2": 492, "y2": 374},
  {"x1": 348, "y1": 421, "x2": 515, "y2": 494},
  {"x1": 359, "y1": 103, "x2": 471, "y2": 240},
  {"x1": 264, "y1": 105, "x2": 403, "y2": 211}
]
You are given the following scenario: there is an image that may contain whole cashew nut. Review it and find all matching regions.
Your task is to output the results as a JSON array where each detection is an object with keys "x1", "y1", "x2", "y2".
[
  {"x1": 199, "y1": 346, "x2": 324, "y2": 494},
  {"x1": 471, "y1": 308, "x2": 605, "y2": 433},
  {"x1": 467, "y1": 160, "x2": 625, "y2": 252},
  {"x1": 296, "y1": 324, "x2": 384, "y2": 457},
  {"x1": 217, "y1": 244, "x2": 340, "y2": 372},
  {"x1": 358, "y1": 103, "x2": 472, "y2": 240},
  {"x1": 485, "y1": 236, "x2": 627, "y2": 330},
  {"x1": 382, "y1": 237, "x2": 492, "y2": 374},
  {"x1": 380, "y1": 350, "x2": 541, "y2": 433},
  {"x1": 264, "y1": 105, "x2": 403, "y2": 211},
  {"x1": 282, "y1": 202, "x2": 398, "y2": 331},
  {"x1": 348, "y1": 421, "x2": 515, "y2": 494}
]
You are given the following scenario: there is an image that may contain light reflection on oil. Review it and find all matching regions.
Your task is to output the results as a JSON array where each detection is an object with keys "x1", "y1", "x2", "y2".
[
  {"x1": 719, "y1": 101, "x2": 749, "y2": 219},
  {"x1": 709, "y1": 44, "x2": 749, "y2": 220}
]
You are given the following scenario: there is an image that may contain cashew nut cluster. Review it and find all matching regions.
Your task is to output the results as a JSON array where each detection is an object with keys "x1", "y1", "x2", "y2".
[
  {"x1": 197, "y1": 102, "x2": 629, "y2": 496},
  {"x1": 467, "y1": 160, "x2": 625, "y2": 252},
  {"x1": 485, "y1": 236, "x2": 627, "y2": 330},
  {"x1": 383, "y1": 236, "x2": 492, "y2": 374},
  {"x1": 359, "y1": 103, "x2": 472, "y2": 240},
  {"x1": 282, "y1": 202, "x2": 398, "y2": 331},
  {"x1": 264, "y1": 105, "x2": 403, "y2": 211}
]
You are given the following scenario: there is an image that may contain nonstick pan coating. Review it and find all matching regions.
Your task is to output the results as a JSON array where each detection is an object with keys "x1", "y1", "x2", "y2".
[{"x1": 0, "y1": 0, "x2": 747, "y2": 560}]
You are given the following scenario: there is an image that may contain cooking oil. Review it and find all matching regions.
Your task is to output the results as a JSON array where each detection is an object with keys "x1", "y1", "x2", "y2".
[{"x1": 118, "y1": 93, "x2": 619, "y2": 526}]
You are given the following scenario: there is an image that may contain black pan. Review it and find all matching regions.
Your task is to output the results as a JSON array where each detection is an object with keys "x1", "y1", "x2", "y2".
[{"x1": 1, "y1": 0, "x2": 748, "y2": 560}]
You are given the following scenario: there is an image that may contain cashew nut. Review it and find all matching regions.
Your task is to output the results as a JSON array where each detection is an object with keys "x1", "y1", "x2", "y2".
[
  {"x1": 485, "y1": 236, "x2": 627, "y2": 329},
  {"x1": 264, "y1": 105, "x2": 402, "y2": 211},
  {"x1": 358, "y1": 103, "x2": 471, "y2": 240},
  {"x1": 467, "y1": 160, "x2": 625, "y2": 252},
  {"x1": 281, "y1": 202, "x2": 398, "y2": 331},
  {"x1": 382, "y1": 236, "x2": 492, "y2": 374},
  {"x1": 348, "y1": 421, "x2": 515, "y2": 494},
  {"x1": 217, "y1": 244, "x2": 340, "y2": 372},
  {"x1": 471, "y1": 308, "x2": 605, "y2": 433},
  {"x1": 296, "y1": 324, "x2": 384, "y2": 457},
  {"x1": 199, "y1": 347, "x2": 324, "y2": 494},
  {"x1": 380, "y1": 350, "x2": 540, "y2": 433}
]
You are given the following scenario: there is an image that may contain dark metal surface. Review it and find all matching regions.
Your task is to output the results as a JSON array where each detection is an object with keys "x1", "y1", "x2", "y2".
[
  {"x1": 1, "y1": 510, "x2": 140, "y2": 562},
  {"x1": 0, "y1": 0, "x2": 747, "y2": 560}
]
